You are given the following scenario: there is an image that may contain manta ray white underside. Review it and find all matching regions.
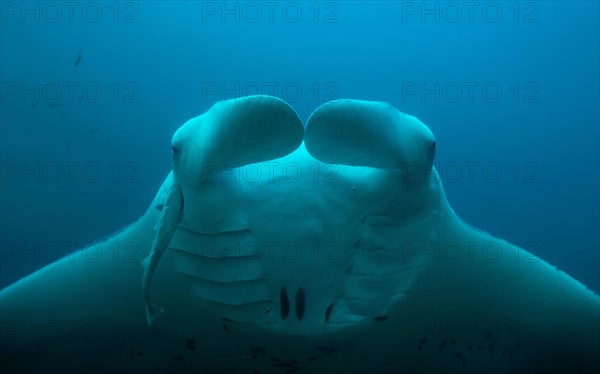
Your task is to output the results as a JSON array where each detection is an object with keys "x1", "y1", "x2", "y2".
[{"x1": 1, "y1": 96, "x2": 598, "y2": 373}]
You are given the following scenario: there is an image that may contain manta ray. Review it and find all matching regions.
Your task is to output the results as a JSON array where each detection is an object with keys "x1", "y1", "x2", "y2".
[{"x1": 1, "y1": 96, "x2": 598, "y2": 373}]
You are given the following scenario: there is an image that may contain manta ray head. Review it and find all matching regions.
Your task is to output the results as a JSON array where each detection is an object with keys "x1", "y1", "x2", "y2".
[{"x1": 170, "y1": 96, "x2": 437, "y2": 189}]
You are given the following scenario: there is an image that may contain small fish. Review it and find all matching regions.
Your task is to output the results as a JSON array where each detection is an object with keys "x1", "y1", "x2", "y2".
[
  {"x1": 324, "y1": 303, "x2": 334, "y2": 323},
  {"x1": 85, "y1": 127, "x2": 98, "y2": 140},
  {"x1": 74, "y1": 48, "x2": 82, "y2": 66},
  {"x1": 221, "y1": 322, "x2": 230, "y2": 333},
  {"x1": 185, "y1": 338, "x2": 197, "y2": 351},
  {"x1": 85, "y1": 128, "x2": 99, "y2": 141},
  {"x1": 241, "y1": 354, "x2": 256, "y2": 359},
  {"x1": 96, "y1": 137, "x2": 111, "y2": 150},
  {"x1": 141, "y1": 184, "x2": 184, "y2": 325}
]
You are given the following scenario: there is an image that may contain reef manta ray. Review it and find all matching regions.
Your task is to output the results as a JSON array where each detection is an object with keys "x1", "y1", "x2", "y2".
[{"x1": 1, "y1": 96, "x2": 598, "y2": 373}]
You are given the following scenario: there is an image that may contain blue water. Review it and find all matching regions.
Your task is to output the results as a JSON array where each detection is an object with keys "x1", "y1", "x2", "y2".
[{"x1": 0, "y1": 0, "x2": 598, "y2": 297}]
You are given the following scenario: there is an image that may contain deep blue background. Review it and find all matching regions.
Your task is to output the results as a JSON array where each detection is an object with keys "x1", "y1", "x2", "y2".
[{"x1": 1, "y1": 1, "x2": 598, "y2": 292}]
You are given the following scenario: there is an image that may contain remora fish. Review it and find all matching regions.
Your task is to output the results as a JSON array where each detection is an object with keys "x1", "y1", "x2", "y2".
[{"x1": 141, "y1": 183, "x2": 184, "y2": 325}]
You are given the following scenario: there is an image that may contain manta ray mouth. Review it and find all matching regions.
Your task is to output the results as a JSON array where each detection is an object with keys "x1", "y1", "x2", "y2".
[{"x1": 145, "y1": 96, "x2": 440, "y2": 332}]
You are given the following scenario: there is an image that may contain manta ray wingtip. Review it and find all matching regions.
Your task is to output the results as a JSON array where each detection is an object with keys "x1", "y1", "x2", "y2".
[
  {"x1": 145, "y1": 303, "x2": 165, "y2": 326},
  {"x1": 141, "y1": 255, "x2": 151, "y2": 271}
]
